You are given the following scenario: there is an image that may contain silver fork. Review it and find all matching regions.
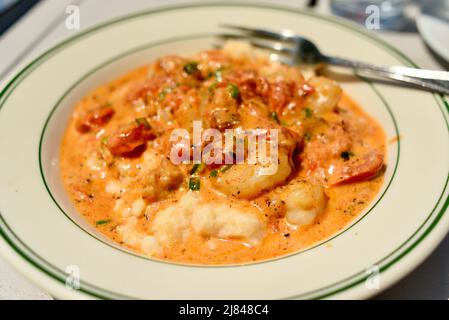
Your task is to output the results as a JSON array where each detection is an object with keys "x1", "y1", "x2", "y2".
[{"x1": 219, "y1": 24, "x2": 449, "y2": 95}]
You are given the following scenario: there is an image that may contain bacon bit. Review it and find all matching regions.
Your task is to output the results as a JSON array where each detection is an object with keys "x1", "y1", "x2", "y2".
[
  {"x1": 268, "y1": 81, "x2": 293, "y2": 111},
  {"x1": 107, "y1": 122, "x2": 155, "y2": 156},
  {"x1": 328, "y1": 150, "x2": 384, "y2": 185},
  {"x1": 127, "y1": 83, "x2": 151, "y2": 103},
  {"x1": 268, "y1": 81, "x2": 305, "y2": 112},
  {"x1": 225, "y1": 71, "x2": 269, "y2": 99},
  {"x1": 76, "y1": 106, "x2": 114, "y2": 133},
  {"x1": 226, "y1": 71, "x2": 309, "y2": 112},
  {"x1": 241, "y1": 77, "x2": 270, "y2": 99},
  {"x1": 301, "y1": 122, "x2": 353, "y2": 173},
  {"x1": 127, "y1": 76, "x2": 173, "y2": 103}
]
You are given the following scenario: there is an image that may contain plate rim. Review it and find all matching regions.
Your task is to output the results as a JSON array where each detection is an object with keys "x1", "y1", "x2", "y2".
[{"x1": 0, "y1": 1, "x2": 448, "y2": 300}]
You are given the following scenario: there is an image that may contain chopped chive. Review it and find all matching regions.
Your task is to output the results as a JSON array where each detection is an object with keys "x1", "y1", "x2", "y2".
[
  {"x1": 304, "y1": 107, "x2": 313, "y2": 118},
  {"x1": 188, "y1": 177, "x2": 201, "y2": 191},
  {"x1": 136, "y1": 117, "x2": 151, "y2": 128},
  {"x1": 101, "y1": 136, "x2": 108, "y2": 145},
  {"x1": 183, "y1": 62, "x2": 199, "y2": 75},
  {"x1": 219, "y1": 164, "x2": 233, "y2": 173},
  {"x1": 209, "y1": 170, "x2": 218, "y2": 178},
  {"x1": 96, "y1": 219, "x2": 111, "y2": 226},
  {"x1": 341, "y1": 151, "x2": 354, "y2": 161},
  {"x1": 208, "y1": 82, "x2": 218, "y2": 91},
  {"x1": 227, "y1": 83, "x2": 240, "y2": 99},
  {"x1": 270, "y1": 111, "x2": 280, "y2": 124},
  {"x1": 158, "y1": 87, "x2": 172, "y2": 101},
  {"x1": 209, "y1": 164, "x2": 233, "y2": 178},
  {"x1": 190, "y1": 163, "x2": 205, "y2": 175}
]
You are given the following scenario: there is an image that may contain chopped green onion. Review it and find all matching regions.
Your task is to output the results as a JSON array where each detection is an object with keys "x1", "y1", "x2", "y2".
[
  {"x1": 208, "y1": 82, "x2": 218, "y2": 92},
  {"x1": 227, "y1": 83, "x2": 240, "y2": 99},
  {"x1": 304, "y1": 107, "x2": 313, "y2": 118},
  {"x1": 96, "y1": 219, "x2": 111, "y2": 226},
  {"x1": 209, "y1": 170, "x2": 218, "y2": 178},
  {"x1": 219, "y1": 164, "x2": 233, "y2": 173},
  {"x1": 270, "y1": 111, "x2": 280, "y2": 124},
  {"x1": 341, "y1": 151, "x2": 354, "y2": 161},
  {"x1": 209, "y1": 164, "x2": 233, "y2": 178},
  {"x1": 136, "y1": 117, "x2": 151, "y2": 128},
  {"x1": 190, "y1": 163, "x2": 205, "y2": 175},
  {"x1": 183, "y1": 62, "x2": 199, "y2": 75},
  {"x1": 188, "y1": 177, "x2": 201, "y2": 191},
  {"x1": 158, "y1": 87, "x2": 172, "y2": 101}
]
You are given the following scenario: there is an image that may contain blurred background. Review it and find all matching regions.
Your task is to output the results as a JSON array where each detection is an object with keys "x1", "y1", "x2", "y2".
[
  {"x1": 1, "y1": 0, "x2": 448, "y2": 33},
  {"x1": 1, "y1": 0, "x2": 447, "y2": 67},
  {"x1": 0, "y1": 0, "x2": 38, "y2": 35}
]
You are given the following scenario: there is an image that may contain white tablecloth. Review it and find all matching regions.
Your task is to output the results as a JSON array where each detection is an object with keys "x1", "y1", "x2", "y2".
[{"x1": 0, "y1": 0, "x2": 448, "y2": 300}]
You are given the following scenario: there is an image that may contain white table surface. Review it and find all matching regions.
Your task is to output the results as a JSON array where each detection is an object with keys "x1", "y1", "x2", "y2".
[{"x1": 0, "y1": 0, "x2": 448, "y2": 300}]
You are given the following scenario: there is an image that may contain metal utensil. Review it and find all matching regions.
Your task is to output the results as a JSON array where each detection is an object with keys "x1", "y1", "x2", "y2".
[{"x1": 220, "y1": 24, "x2": 449, "y2": 95}]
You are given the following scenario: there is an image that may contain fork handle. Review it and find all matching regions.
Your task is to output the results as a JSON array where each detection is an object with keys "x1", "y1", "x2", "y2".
[{"x1": 324, "y1": 56, "x2": 449, "y2": 95}]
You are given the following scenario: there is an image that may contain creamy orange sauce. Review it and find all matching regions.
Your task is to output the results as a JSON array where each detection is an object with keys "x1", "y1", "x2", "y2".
[{"x1": 60, "y1": 43, "x2": 386, "y2": 265}]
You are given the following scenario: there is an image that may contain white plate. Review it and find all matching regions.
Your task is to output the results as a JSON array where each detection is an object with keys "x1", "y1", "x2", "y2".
[
  {"x1": 417, "y1": 14, "x2": 449, "y2": 64},
  {"x1": 0, "y1": 2, "x2": 448, "y2": 300}
]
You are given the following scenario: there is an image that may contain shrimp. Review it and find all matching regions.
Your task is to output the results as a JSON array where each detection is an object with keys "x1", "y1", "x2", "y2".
[
  {"x1": 276, "y1": 178, "x2": 326, "y2": 226},
  {"x1": 142, "y1": 157, "x2": 184, "y2": 202},
  {"x1": 76, "y1": 106, "x2": 114, "y2": 133},
  {"x1": 302, "y1": 121, "x2": 353, "y2": 174},
  {"x1": 209, "y1": 98, "x2": 302, "y2": 199},
  {"x1": 212, "y1": 150, "x2": 293, "y2": 199},
  {"x1": 205, "y1": 87, "x2": 240, "y2": 130},
  {"x1": 305, "y1": 76, "x2": 342, "y2": 114},
  {"x1": 328, "y1": 149, "x2": 384, "y2": 186}
]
